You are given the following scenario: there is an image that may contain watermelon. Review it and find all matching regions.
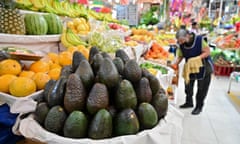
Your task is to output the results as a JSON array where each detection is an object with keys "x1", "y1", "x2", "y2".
[
  {"x1": 43, "y1": 13, "x2": 63, "y2": 34},
  {"x1": 24, "y1": 14, "x2": 48, "y2": 35}
]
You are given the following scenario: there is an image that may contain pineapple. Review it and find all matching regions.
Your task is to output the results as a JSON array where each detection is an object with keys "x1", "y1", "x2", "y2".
[{"x1": 0, "y1": 0, "x2": 25, "y2": 34}]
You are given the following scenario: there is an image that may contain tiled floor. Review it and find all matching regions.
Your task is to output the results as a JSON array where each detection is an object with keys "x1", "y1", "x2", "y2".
[{"x1": 175, "y1": 75, "x2": 240, "y2": 144}]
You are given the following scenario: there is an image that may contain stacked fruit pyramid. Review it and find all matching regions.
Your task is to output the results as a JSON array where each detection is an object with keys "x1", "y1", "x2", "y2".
[{"x1": 34, "y1": 47, "x2": 168, "y2": 139}]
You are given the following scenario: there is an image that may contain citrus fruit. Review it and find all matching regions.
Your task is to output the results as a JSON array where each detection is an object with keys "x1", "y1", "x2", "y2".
[
  {"x1": 33, "y1": 72, "x2": 51, "y2": 90},
  {"x1": 58, "y1": 51, "x2": 72, "y2": 66},
  {"x1": 29, "y1": 61, "x2": 50, "y2": 73},
  {"x1": 48, "y1": 68, "x2": 61, "y2": 80},
  {"x1": 19, "y1": 71, "x2": 35, "y2": 79},
  {"x1": 0, "y1": 74, "x2": 17, "y2": 93},
  {"x1": 0, "y1": 59, "x2": 22, "y2": 76}
]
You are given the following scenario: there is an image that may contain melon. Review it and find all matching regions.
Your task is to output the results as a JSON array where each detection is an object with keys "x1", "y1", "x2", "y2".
[
  {"x1": 24, "y1": 14, "x2": 48, "y2": 35},
  {"x1": 44, "y1": 13, "x2": 63, "y2": 34}
]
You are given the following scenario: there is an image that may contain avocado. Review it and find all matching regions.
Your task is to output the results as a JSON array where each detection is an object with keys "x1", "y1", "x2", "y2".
[
  {"x1": 64, "y1": 73, "x2": 86, "y2": 113},
  {"x1": 43, "y1": 79, "x2": 56, "y2": 103},
  {"x1": 34, "y1": 102, "x2": 49, "y2": 125},
  {"x1": 63, "y1": 111, "x2": 88, "y2": 138},
  {"x1": 147, "y1": 74, "x2": 161, "y2": 96},
  {"x1": 89, "y1": 46, "x2": 99, "y2": 64},
  {"x1": 75, "y1": 60, "x2": 94, "y2": 91},
  {"x1": 135, "y1": 77, "x2": 152, "y2": 103},
  {"x1": 107, "y1": 105, "x2": 117, "y2": 118},
  {"x1": 124, "y1": 60, "x2": 142, "y2": 83},
  {"x1": 114, "y1": 108, "x2": 139, "y2": 136},
  {"x1": 87, "y1": 83, "x2": 109, "y2": 115},
  {"x1": 151, "y1": 91, "x2": 168, "y2": 119},
  {"x1": 72, "y1": 51, "x2": 87, "y2": 72},
  {"x1": 115, "y1": 49, "x2": 130, "y2": 64},
  {"x1": 98, "y1": 58, "x2": 119, "y2": 88},
  {"x1": 113, "y1": 57, "x2": 124, "y2": 75},
  {"x1": 44, "y1": 105, "x2": 67, "y2": 134},
  {"x1": 60, "y1": 65, "x2": 72, "y2": 78},
  {"x1": 138, "y1": 103, "x2": 158, "y2": 129},
  {"x1": 91, "y1": 53, "x2": 104, "y2": 75},
  {"x1": 141, "y1": 68, "x2": 151, "y2": 78},
  {"x1": 115, "y1": 79, "x2": 137, "y2": 110},
  {"x1": 46, "y1": 77, "x2": 67, "y2": 108},
  {"x1": 88, "y1": 109, "x2": 112, "y2": 139},
  {"x1": 101, "y1": 52, "x2": 112, "y2": 59}
]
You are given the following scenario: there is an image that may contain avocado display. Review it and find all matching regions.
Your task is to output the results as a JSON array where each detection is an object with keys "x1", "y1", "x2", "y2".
[
  {"x1": 72, "y1": 51, "x2": 87, "y2": 72},
  {"x1": 98, "y1": 58, "x2": 119, "y2": 88},
  {"x1": 63, "y1": 111, "x2": 88, "y2": 138},
  {"x1": 114, "y1": 108, "x2": 139, "y2": 136},
  {"x1": 75, "y1": 60, "x2": 94, "y2": 91},
  {"x1": 64, "y1": 73, "x2": 86, "y2": 113},
  {"x1": 115, "y1": 79, "x2": 137, "y2": 110},
  {"x1": 33, "y1": 47, "x2": 169, "y2": 140},
  {"x1": 44, "y1": 105, "x2": 67, "y2": 134},
  {"x1": 135, "y1": 77, "x2": 152, "y2": 103},
  {"x1": 88, "y1": 109, "x2": 112, "y2": 139},
  {"x1": 87, "y1": 83, "x2": 109, "y2": 115},
  {"x1": 138, "y1": 103, "x2": 158, "y2": 129},
  {"x1": 124, "y1": 60, "x2": 142, "y2": 83}
]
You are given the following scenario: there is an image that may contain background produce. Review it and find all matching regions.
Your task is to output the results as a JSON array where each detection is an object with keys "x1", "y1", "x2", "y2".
[{"x1": 33, "y1": 47, "x2": 168, "y2": 139}]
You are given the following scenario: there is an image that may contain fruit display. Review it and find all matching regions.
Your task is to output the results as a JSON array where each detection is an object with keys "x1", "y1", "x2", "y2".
[
  {"x1": 130, "y1": 28, "x2": 154, "y2": 43},
  {"x1": 213, "y1": 33, "x2": 240, "y2": 49},
  {"x1": 88, "y1": 32, "x2": 124, "y2": 53},
  {"x1": 24, "y1": 13, "x2": 48, "y2": 35},
  {"x1": 67, "y1": 18, "x2": 90, "y2": 35},
  {"x1": 140, "y1": 62, "x2": 169, "y2": 75},
  {"x1": 154, "y1": 33, "x2": 177, "y2": 46},
  {"x1": 0, "y1": 0, "x2": 26, "y2": 34},
  {"x1": 61, "y1": 28, "x2": 88, "y2": 48},
  {"x1": 144, "y1": 42, "x2": 170, "y2": 60},
  {"x1": 33, "y1": 47, "x2": 168, "y2": 139},
  {"x1": 211, "y1": 48, "x2": 240, "y2": 66}
]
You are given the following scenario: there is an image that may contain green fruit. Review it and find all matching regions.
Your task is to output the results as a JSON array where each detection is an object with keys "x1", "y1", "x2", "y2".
[
  {"x1": 64, "y1": 73, "x2": 86, "y2": 113},
  {"x1": 72, "y1": 51, "x2": 87, "y2": 72},
  {"x1": 138, "y1": 103, "x2": 158, "y2": 129},
  {"x1": 34, "y1": 102, "x2": 49, "y2": 125},
  {"x1": 115, "y1": 49, "x2": 130, "y2": 64},
  {"x1": 88, "y1": 109, "x2": 112, "y2": 139},
  {"x1": 114, "y1": 108, "x2": 139, "y2": 136},
  {"x1": 89, "y1": 46, "x2": 100, "y2": 64},
  {"x1": 87, "y1": 83, "x2": 109, "y2": 115},
  {"x1": 135, "y1": 77, "x2": 152, "y2": 103},
  {"x1": 24, "y1": 13, "x2": 48, "y2": 35},
  {"x1": 98, "y1": 58, "x2": 119, "y2": 88},
  {"x1": 147, "y1": 74, "x2": 161, "y2": 96},
  {"x1": 113, "y1": 57, "x2": 124, "y2": 75},
  {"x1": 44, "y1": 105, "x2": 67, "y2": 134},
  {"x1": 115, "y1": 79, "x2": 137, "y2": 110},
  {"x1": 75, "y1": 60, "x2": 94, "y2": 91},
  {"x1": 63, "y1": 111, "x2": 88, "y2": 138},
  {"x1": 91, "y1": 53, "x2": 104, "y2": 75},
  {"x1": 151, "y1": 91, "x2": 168, "y2": 119},
  {"x1": 124, "y1": 60, "x2": 142, "y2": 83},
  {"x1": 43, "y1": 13, "x2": 63, "y2": 34}
]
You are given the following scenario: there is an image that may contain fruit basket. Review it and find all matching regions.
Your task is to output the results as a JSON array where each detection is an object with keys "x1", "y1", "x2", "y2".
[{"x1": 17, "y1": 105, "x2": 183, "y2": 144}]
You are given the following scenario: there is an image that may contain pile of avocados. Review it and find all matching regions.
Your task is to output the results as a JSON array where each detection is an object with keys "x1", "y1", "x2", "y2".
[{"x1": 34, "y1": 47, "x2": 168, "y2": 139}]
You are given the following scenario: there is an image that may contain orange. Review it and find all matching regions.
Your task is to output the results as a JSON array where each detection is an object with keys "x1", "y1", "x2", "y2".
[
  {"x1": 48, "y1": 68, "x2": 61, "y2": 80},
  {"x1": 29, "y1": 61, "x2": 50, "y2": 73},
  {"x1": 47, "y1": 52, "x2": 59, "y2": 64},
  {"x1": 79, "y1": 48, "x2": 89, "y2": 60},
  {"x1": 0, "y1": 59, "x2": 22, "y2": 76},
  {"x1": 19, "y1": 71, "x2": 35, "y2": 79},
  {"x1": 50, "y1": 63, "x2": 62, "y2": 70},
  {"x1": 0, "y1": 74, "x2": 17, "y2": 93},
  {"x1": 33, "y1": 72, "x2": 50, "y2": 90},
  {"x1": 67, "y1": 46, "x2": 79, "y2": 54},
  {"x1": 9, "y1": 77, "x2": 36, "y2": 97},
  {"x1": 58, "y1": 51, "x2": 72, "y2": 66}
]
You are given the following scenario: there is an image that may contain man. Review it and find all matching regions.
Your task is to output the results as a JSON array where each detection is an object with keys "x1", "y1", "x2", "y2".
[{"x1": 172, "y1": 29, "x2": 213, "y2": 115}]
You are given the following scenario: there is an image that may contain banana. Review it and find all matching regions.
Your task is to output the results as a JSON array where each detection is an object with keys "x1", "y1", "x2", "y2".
[
  {"x1": 41, "y1": 0, "x2": 58, "y2": 13},
  {"x1": 15, "y1": 0, "x2": 33, "y2": 9},
  {"x1": 66, "y1": 28, "x2": 88, "y2": 46},
  {"x1": 61, "y1": 30, "x2": 75, "y2": 48},
  {"x1": 30, "y1": 0, "x2": 45, "y2": 9},
  {"x1": 52, "y1": 0, "x2": 68, "y2": 16}
]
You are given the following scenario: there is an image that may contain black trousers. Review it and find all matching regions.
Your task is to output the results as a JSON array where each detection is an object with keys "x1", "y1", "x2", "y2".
[{"x1": 184, "y1": 73, "x2": 212, "y2": 108}]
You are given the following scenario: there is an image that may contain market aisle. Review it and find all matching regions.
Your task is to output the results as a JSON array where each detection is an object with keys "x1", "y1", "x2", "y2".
[{"x1": 175, "y1": 75, "x2": 240, "y2": 144}]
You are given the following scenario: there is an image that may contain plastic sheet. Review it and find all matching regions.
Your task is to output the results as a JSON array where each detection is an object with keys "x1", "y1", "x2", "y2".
[{"x1": 18, "y1": 105, "x2": 183, "y2": 144}]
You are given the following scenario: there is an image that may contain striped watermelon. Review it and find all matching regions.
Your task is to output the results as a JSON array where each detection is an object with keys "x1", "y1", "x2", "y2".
[
  {"x1": 44, "y1": 13, "x2": 63, "y2": 34},
  {"x1": 24, "y1": 14, "x2": 48, "y2": 35}
]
